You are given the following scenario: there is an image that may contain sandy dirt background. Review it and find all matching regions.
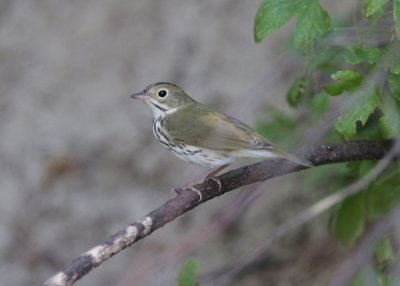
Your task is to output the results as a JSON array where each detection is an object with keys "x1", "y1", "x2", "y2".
[{"x1": 0, "y1": 1, "x2": 350, "y2": 285}]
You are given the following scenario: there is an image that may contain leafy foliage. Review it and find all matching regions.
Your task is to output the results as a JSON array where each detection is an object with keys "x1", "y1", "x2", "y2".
[
  {"x1": 366, "y1": 172, "x2": 400, "y2": 218},
  {"x1": 387, "y1": 72, "x2": 400, "y2": 99},
  {"x1": 395, "y1": 0, "x2": 400, "y2": 37},
  {"x1": 379, "y1": 99, "x2": 400, "y2": 138},
  {"x1": 254, "y1": 0, "x2": 299, "y2": 43},
  {"x1": 254, "y1": 0, "x2": 332, "y2": 52},
  {"x1": 331, "y1": 193, "x2": 365, "y2": 246},
  {"x1": 323, "y1": 70, "x2": 363, "y2": 96},
  {"x1": 293, "y1": 0, "x2": 332, "y2": 52},
  {"x1": 255, "y1": 104, "x2": 300, "y2": 148},
  {"x1": 334, "y1": 90, "x2": 380, "y2": 139},
  {"x1": 375, "y1": 237, "x2": 394, "y2": 264},
  {"x1": 177, "y1": 258, "x2": 198, "y2": 286},
  {"x1": 345, "y1": 46, "x2": 388, "y2": 65},
  {"x1": 286, "y1": 75, "x2": 308, "y2": 107},
  {"x1": 362, "y1": 0, "x2": 390, "y2": 18},
  {"x1": 309, "y1": 92, "x2": 329, "y2": 118},
  {"x1": 253, "y1": 0, "x2": 400, "y2": 284}
]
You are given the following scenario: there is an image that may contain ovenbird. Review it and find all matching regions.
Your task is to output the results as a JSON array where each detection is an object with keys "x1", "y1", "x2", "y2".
[{"x1": 131, "y1": 82, "x2": 311, "y2": 183}]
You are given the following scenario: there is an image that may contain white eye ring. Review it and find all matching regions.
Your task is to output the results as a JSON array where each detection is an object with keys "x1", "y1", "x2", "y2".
[{"x1": 157, "y1": 88, "x2": 168, "y2": 98}]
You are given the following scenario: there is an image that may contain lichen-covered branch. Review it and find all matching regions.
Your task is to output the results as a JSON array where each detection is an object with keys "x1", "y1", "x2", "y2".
[{"x1": 44, "y1": 140, "x2": 395, "y2": 286}]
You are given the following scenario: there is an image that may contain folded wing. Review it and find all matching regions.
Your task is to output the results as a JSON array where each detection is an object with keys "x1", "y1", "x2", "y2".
[{"x1": 164, "y1": 103, "x2": 273, "y2": 151}]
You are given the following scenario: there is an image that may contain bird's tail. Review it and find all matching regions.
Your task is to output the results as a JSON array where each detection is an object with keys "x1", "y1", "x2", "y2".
[
  {"x1": 275, "y1": 148, "x2": 313, "y2": 167},
  {"x1": 237, "y1": 147, "x2": 312, "y2": 167}
]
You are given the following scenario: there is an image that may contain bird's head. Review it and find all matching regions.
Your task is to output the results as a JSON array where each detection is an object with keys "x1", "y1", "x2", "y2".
[{"x1": 131, "y1": 82, "x2": 194, "y2": 117}]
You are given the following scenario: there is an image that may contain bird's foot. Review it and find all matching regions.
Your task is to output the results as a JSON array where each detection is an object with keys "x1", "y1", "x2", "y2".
[
  {"x1": 172, "y1": 186, "x2": 202, "y2": 202},
  {"x1": 171, "y1": 165, "x2": 227, "y2": 201},
  {"x1": 204, "y1": 175, "x2": 222, "y2": 192},
  {"x1": 188, "y1": 186, "x2": 202, "y2": 201},
  {"x1": 201, "y1": 164, "x2": 226, "y2": 192}
]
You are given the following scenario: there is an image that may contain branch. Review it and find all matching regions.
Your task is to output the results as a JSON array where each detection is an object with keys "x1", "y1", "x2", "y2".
[{"x1": 44, "y1": 140, "x2": 395, "y2": 286}]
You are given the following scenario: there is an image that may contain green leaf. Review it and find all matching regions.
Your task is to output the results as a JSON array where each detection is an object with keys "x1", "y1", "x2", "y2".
[
  {"x1": 293, "y1": 0, "x2": 332, "y2": 52},
  {"x1": 347, "y1": 161, "x2": 375, "y2": 177},
  {"x1": 286, "y1": 75, "x2": 307, "y2": 107},
  {"x1": 387, "y1": 72, "x2": 400, "y2": 101},
  {"x1": 255, "y1": 104, "x2": 299, "y2": 147},
  {"x1": 303, "y1": 163, "x2": 349, "y2": 191},
  {"x1": 362, "y1": 0, "x2": 389, "y2": 18},
  {"x1": 366, "y1": 172, "x2": 400, "y2": 219},
  {"x1": 390, "y1": 58, "x2": 400, "y2": 74},
  {"x1": 375, "y1": 238, "x2": 394, "y2": 264},
  {"x1": 323, "y1": 70, "x2": 363, "y2": 96},
  {"x1": 177, "y1": 258, "x2": 198, "y2": 286},
  {"x1": 345, "y1": 46, "x2": 388, "y2": 65},
  {"x1": 309, "y1": 92, "x2": 329, "y2": 117},
  {"x1": 308, "y1": 46, "x2": 345, "y2": 71},
  {"x1": 254, "y1": 0, "x2": 299, "y2": 42},
  {"x1": 334, "y1": 90, "x2": 380, "y2": 139},
  {"x1": 332, "y1": 193, "x2": 365, "y2": 246},
  {"x1": 323, "y1": 84, "x2": 342, "y2": 96},
  {"x1": 254, "y1": 0, "x2": 332, "y2": 52},
  {"x1": 395, "y1": 0, "x2": 400, "y2": 38},
  {"x1": 379, "y1": 99, "x2": 400, "y2": 138},
  {"x1": 349, "y1": 275, "x2": 363, "y2": 286},
  {"x1": 377, "y1": 273, "x2": 389, "y2": 286}
]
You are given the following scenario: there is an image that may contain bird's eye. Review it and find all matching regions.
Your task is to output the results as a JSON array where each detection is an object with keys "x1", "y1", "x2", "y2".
[{"x1": 157, "y1": 89, "x2": 168, "y2": 98}]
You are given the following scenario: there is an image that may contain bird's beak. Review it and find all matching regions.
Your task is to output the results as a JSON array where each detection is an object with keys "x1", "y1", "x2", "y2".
[{"x1": 130, "y1": 91, "x2": 146, "y2": 99}]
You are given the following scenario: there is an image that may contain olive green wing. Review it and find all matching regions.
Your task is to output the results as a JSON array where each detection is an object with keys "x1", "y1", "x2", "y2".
[
  {"x1": 164, "y1": 104, "x2": 312, "y2": 167},
  {"x1": 163, "y1": 104, "x2": 273, "y2": 151}
]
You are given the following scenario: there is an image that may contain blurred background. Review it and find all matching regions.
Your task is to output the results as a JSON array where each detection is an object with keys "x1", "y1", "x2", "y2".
[{"x1": 0, "y1": 1, "x2": 350, "y2": 285}]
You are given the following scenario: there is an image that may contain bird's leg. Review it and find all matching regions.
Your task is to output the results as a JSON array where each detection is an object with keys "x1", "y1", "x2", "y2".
[
  {"x1": 173, "y1": 186, "x2": 203, "y2": 201},
  {"x1": 172, "y1": 170, "x2": 209, "y2": 201},
  {"x1": 203, "y1": 164, "x2": 228, "y2": 192},
  {"x1": 172, "y1": 165, "x2": 228, "y2": 201}
]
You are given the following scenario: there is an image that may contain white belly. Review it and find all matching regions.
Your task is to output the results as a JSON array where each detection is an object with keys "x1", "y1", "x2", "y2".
[{"x1": 172, "y1": 145, "x2": 235, "y2": 168}]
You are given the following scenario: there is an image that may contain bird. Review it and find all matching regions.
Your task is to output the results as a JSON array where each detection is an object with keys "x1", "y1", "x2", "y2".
[{"x1": 130, "y1": 82, "x2": 311, "y2": 194}]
